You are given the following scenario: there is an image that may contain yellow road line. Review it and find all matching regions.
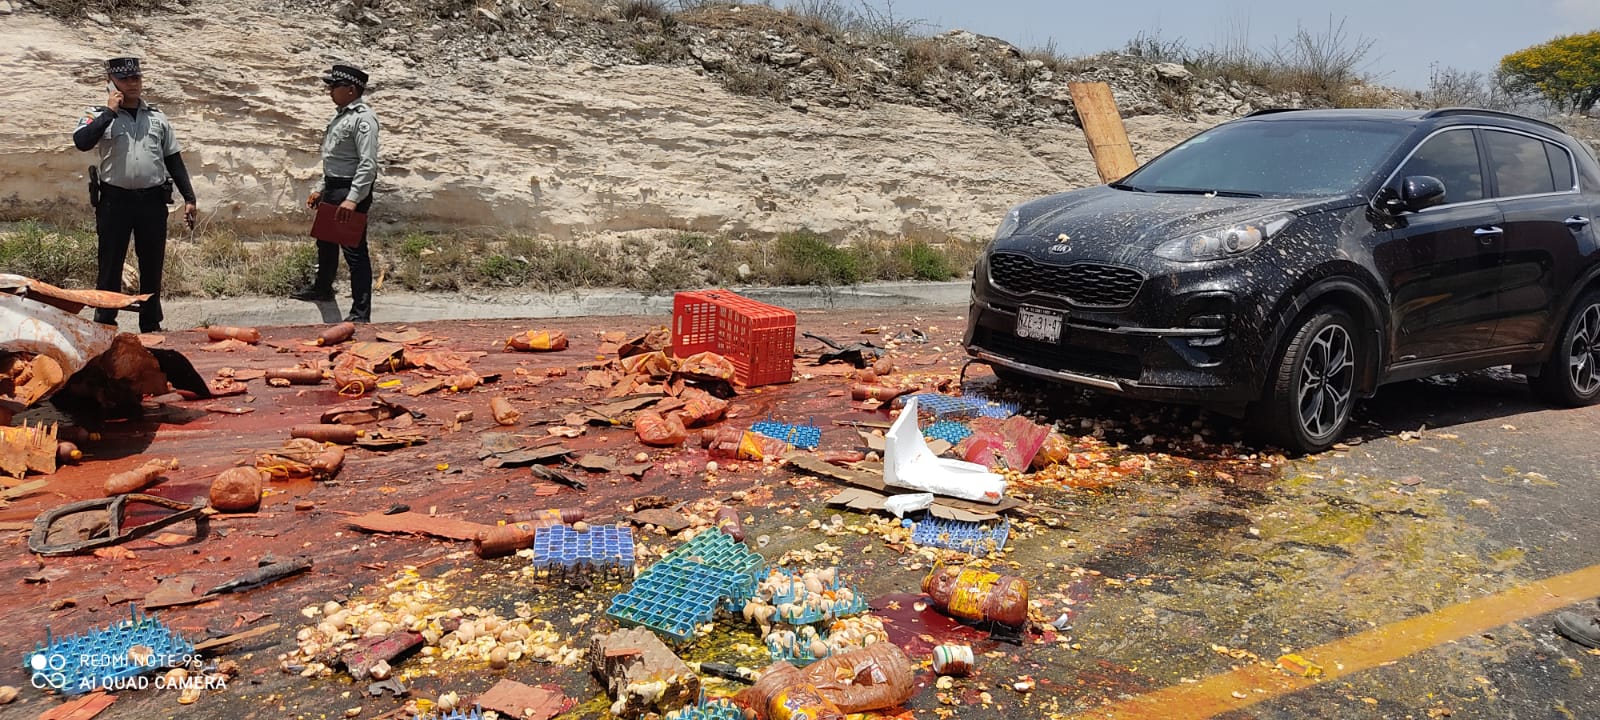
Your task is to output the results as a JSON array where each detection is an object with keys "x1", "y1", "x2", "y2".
[{"x1": 1069, "y1": 563, "x2": 1600, "y2": 719}]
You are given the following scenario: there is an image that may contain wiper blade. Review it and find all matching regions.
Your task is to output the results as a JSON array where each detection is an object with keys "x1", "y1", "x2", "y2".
[
  {"x1": 1151, "y1": 188, "x2": 1264, "y2": 198},
  {"x1": 1108, "y1": 182, "x2": 1147, "y2": 192}
]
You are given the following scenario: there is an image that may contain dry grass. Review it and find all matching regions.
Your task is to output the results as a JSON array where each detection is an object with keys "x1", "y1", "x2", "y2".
[{"x1": 0, "y1": 218, "x2": 980, "y2": 299}]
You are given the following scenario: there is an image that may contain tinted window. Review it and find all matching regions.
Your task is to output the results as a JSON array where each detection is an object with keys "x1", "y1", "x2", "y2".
[
  {"x1": 1399, "y1": 129, "x2": 1483, "y2": 204},
  {"x1": 1547, "y1": 142, "x2": 1576, "y2": 191},
  {"x1": 1486, "y1": 130, "x2": 1556, "y2": 197},
  {"x1": 1121, "y1": 120, "x2": 1410, "y2": 198}
]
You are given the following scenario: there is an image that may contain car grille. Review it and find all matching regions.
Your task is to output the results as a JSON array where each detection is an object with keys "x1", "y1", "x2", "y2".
[
  {"x1": 974, "y1": 328, "x2": 1142, "y2": 380},
  {"x1": 988, "y1": 253, "x2": 1144, "y2": 307}
]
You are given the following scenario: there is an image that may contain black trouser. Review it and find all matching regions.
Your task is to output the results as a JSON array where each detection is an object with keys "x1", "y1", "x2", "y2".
[
  {"x1": 93, "y1": 184, "x2": 168, "y2": 332},
  {"x1": 312, "y1": 178, "x2": 373, "y2": 322}
]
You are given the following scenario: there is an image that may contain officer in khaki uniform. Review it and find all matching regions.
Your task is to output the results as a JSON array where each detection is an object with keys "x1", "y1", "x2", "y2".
[
  {"x1": 293, "y1": 63, "x2": 379, "y2": 324},
  {"x1": 73, "y1": 57, "x2": 197, "y2": 333}
]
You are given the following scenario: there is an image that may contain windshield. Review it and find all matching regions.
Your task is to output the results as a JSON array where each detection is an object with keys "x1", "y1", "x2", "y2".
[{"x1": 1119, "y1": 119, "x2": 1412, "y2": 198}]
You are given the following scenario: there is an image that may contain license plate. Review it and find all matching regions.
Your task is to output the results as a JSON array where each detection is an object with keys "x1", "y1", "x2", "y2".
[{"x1": 1015, "y1": 305, "x2": 1064, "y2": 343}]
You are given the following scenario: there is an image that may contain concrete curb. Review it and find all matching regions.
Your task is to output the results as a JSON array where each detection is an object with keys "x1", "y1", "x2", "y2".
[{"x1": 144, "y1": 281, "x2": 972, "y2": 329}]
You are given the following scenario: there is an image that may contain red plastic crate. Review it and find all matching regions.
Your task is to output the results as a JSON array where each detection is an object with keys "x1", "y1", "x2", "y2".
[{"x1": 672, "y1": 290, "x2": 795, "y2": 387}]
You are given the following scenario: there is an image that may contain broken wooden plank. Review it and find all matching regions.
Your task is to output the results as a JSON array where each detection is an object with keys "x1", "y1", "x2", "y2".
[
  {"x1": 193, "y1": 623, "x2": 282, "y2": 653},
  {"x1": 347, "y1": 512, "x2": 491, "y2": 541},
  {"x1": 793, "y1": 455, "x2": 1022, "y2": 514},
  {"x1": 1069, "y1": 81, "x2": 1138, "y2": 182},
  {"x1": 38, "y1": 691, "x2": 116, "y2": 720}
]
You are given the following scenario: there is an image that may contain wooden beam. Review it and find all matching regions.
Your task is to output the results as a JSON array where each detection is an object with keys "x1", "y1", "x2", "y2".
[{"x1": 1068, "y1": 82, "x2": 1138, "y2": 183}]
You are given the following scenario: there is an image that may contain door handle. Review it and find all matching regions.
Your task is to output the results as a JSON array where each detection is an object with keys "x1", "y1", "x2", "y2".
[
  {"x1": 1474, "y1": 226, "x2": 1503, "y2": 243},
  {"x1": 1567, "y1": 216, "x2": 1592, "y2": 230}
]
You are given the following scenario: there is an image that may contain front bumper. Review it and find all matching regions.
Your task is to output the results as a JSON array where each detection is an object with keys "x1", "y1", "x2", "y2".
[{"x1": 963, "y1": 278, "x2": 1268, "y2": 409}]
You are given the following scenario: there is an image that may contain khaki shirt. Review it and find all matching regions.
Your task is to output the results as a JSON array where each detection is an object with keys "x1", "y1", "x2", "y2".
[
  {"x1": 319, "y1": 100, "x2": 379, "y2": 203},
  {"x1": 77, "y1": 101, "x2": 179, "y2": 190}
]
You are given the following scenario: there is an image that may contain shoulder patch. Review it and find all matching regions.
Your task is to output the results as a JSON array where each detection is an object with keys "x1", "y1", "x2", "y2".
[{"x1": 358, "y1": 120, "x2": 372, "y2": 134}]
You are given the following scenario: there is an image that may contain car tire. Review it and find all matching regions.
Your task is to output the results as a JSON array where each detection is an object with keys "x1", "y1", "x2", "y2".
[
  {"x1": 1252, "y1": 307, "x2": 1362, "y2": 454},
  {"x1": 1530, "y1": 291, "x2": 1600, "y2": 407}
]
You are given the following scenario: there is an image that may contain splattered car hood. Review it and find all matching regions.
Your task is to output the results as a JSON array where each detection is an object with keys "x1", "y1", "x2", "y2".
[{"x1": 991, "y1": 185, "x2": 1356, "y2": 266}]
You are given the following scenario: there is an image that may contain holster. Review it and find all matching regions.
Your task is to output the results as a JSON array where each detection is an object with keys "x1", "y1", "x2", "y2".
[
  {"x1": 87, "y1": 166, "x2": 100, "y2": 208},
  {"x1": 162, "y1": 178, "x2": 175, "y2": 205}
]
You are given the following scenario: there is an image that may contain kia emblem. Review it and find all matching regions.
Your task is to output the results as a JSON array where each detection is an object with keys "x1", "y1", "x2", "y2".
[{"x1": 1047, "y1": 243, "x2": 1070, "y2": 254}]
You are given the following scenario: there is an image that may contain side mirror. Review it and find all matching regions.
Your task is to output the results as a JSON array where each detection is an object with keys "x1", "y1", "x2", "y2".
[{"x1": 1383, "y1": 175, "x2": 1446, "y2": 213}]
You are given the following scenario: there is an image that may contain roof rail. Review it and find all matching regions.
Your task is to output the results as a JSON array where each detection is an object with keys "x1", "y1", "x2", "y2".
[
  {"x1": 1243, "y1": 108, "x2": 1307, "y2": 118},
  {"x1": 1421, "y1": 107, "x2": 1566, "y2": 134}
]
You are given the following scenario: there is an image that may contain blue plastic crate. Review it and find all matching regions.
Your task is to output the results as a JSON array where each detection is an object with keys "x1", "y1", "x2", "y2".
[
  {"x1": 420, "y1": 708, "x2": 483, "y2": 720},
  {"x1": 909, "y1": 517, "x2": 1011, "y2": 555},
  {"x1": 666, "y1": 694, "x2": 744, "y2": 720},
  {"x1": 904, "y1": 393, "x2": 1018, "y2": 420},
  {"x1": 751, "y1": 419, "x2": 821, "y2": 450},
  {"x1": 766, "y1": 631, "x2": 831, "y2": 666},
  {"x1": 923, "y1": 420, "x2": 973, "y2": 444},
  {"x1": 663, "y1": 528, "x2": 765, "y2": 578},
  {"x1": 531, "y1": 524, "x2": 636, "y2": 577},
  {"x1": 24, "y1": 606, "x2": 193, "y2": 695},
  {"x1": 606, "y1": 558, "x2": 755, "y2": 641},
  {"x1": 763, "y1": 569, "x2": 869, "y2": 625}
]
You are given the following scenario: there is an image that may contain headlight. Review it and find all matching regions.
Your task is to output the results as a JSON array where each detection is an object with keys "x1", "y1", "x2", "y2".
[
  {"x1": 1153, "y1": 213, "x2": 1294, "y2": 262},
  {"x1": 993, "y1": 207, "x2": 1022, "y2": 242}
]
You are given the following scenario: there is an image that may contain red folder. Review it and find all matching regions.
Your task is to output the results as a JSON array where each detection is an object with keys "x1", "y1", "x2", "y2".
[{"x1": 310, "y1": 203, "x2": 366, "y2": 247}]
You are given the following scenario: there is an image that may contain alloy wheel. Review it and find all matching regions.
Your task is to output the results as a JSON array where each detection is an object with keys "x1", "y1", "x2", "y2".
[
  {"x1": 1566, "y1": 303, "x2": 1600, "y2": 397},
  {"x1": 1296, "y1": 324, "x2": 1355, "y2": 440}
]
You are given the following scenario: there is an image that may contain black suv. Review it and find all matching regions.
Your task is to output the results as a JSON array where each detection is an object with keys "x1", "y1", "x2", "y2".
[{"x1": 964, "y1": 108, "x2": 1600, "y2": 452}]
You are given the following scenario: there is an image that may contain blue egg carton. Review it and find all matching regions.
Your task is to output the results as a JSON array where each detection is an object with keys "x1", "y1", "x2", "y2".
[
  {"x1": 903, "y1": 393, "x2": 1018, "y2": 420},
  {"x1": 606, "y1": 557, "x2": 758, "y2": 642},
  {"x1": 531, "y1": 523, "x2": 636, "y2": 577},
  {"x1": 663, "y1": 528, "x2": 765, "y2": 578},
  {"x1": 421, "y1": 707, "x2": 483, "y2": 720},
  {"x1": 24, "y1": 606, "x2": 193, "y2": 696},
  {"x1": 766, "y1": 632, "x2": 832, "y2": 666},
  {"x1": 908, "y1": 516, "x2": 1011, "y2": 555},
  {"x1": 763, "y1": 569, "x2": 869, "y2": 625},
  {"x1": 923, "y1": 420, "x2": 973, "y2": 444},
  {"x1": 666, "y1": 694, "x2": 744, "y2": 720},
  {"x1": 751, "y1": 419, "x2": 822, "y2": 450}
]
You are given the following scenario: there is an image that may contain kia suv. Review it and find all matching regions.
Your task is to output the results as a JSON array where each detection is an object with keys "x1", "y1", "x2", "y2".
[{"x1": 964, "y1": 108, "x2": 1600, "y2": 452}]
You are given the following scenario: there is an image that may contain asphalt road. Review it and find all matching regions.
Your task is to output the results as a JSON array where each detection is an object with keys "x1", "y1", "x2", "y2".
[{"x1": 2, "y1": 306, "x2": 1597, "y2": 720}]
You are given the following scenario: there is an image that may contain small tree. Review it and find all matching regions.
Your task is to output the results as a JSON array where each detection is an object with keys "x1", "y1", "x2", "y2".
[{"x1": 1499, "y1": 31, "x2": 1600, "y2": 114}]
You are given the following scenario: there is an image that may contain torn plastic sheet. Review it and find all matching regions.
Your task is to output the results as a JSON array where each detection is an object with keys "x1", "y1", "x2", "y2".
[
  {"x1": 0, "y1": 293, "x2": 117, "y2": 383},
  {"x1": 883, "y1": 397, "x2": 1006, "y2": 504}
]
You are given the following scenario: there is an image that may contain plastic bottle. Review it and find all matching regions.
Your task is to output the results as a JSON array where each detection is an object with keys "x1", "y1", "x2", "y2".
[
  {"x1": 715, "y1": 506, "x2": 745, "y2": 542},
  {"x1": 804, "y1": 642, "x2": 915, "y2": 713},
  {"x1": 737, "y1": 662, "x2": 846, "y2": 720},
  {"x1": 104, "y1": 458, "x2": 179, "y2": 495},
  {"x1": 290, "y1": 424, "x2": 363, "y2": 444},
  {"x1": 206, "y1": 326, "x2": 262, "y2": 344},
  {"x1": 921, "y1": 564, "x2": 1030, "y2": 627},
  {"x1": 266, "y1": 368, "x2": 325, "y2": 385},
  {"x1": 317, "y1": 322, "x2": 356, "y2": 346},
  {"x1": 701, "y1": 427, "x2": 791, "y2": 462},
  {"x1": 473, "y1": 509, "x2": 586, "y2": 558},
  {"x1": 56, "y1": 442, "x2": 82, "y2": 464}
]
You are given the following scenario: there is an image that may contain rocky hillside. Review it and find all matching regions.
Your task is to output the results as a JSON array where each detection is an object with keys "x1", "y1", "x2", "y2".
[{"x1": 1, "y1": 0, "x2": 1580, "y2": 244}]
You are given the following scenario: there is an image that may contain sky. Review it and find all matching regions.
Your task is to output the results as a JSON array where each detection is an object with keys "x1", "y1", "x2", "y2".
[{"x1": 851, "y1": 0, "x2": 1600, "y2": 91}]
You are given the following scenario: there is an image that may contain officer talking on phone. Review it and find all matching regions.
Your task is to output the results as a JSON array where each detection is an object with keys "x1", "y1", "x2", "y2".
[
  {"x1": 72, "y1": 57, "x2": 197, "y2": 333},
  {"x1": 292, "y1": 63, "x2": 379, "y2": 324}
]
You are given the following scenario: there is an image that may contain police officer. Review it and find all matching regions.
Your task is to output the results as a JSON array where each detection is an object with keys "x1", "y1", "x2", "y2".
[
  {"x1": 73, "y1": 57, "x2": 197, "y2": 333},
  {"x1": 292, "y1": 63, "x2": 379, "y2": 324}
]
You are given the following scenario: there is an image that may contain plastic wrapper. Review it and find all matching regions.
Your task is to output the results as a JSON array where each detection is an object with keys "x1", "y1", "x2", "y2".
[
  {"x1": 505, "y1": 329, "x2": 568, "y2": 352},
  {"x1": 677, "y1": 351, "x2": 736, "y2": 382},
  {"x1": 634, "y1": 410, "x2": 687, "y2": 447}
]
